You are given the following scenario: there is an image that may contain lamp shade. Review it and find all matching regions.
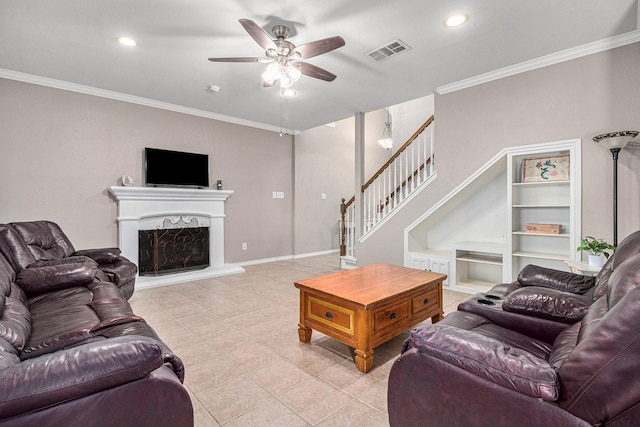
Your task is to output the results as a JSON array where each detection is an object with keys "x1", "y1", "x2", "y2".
[{"x1": 593, "y1": 131, "x2": 638, "y2": 150}]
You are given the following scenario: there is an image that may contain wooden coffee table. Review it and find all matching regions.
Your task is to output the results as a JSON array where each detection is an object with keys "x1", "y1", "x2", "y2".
[{"x1": 295, "y1": 263, "x2": 445, "y2": 373}]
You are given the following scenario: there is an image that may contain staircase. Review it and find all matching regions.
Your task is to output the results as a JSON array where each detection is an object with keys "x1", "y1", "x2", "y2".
[{"x1": 340, "y1": 115, "x2": 435, "y2": 263}]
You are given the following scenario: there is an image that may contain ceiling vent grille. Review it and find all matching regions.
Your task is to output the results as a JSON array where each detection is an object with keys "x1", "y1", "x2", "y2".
[{"x1": 365, "y1": 39, "x2": 411, "y2": 62}]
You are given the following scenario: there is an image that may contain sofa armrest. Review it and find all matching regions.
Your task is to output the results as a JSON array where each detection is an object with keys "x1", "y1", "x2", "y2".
[
  {"x1": 73, "y1": 248, "x2": 122, "y2": 265},
  {"x1": 0, "y1": 336, "x2": 164, "y2": 419},
  {"x1": 518, "y1": 264, "x2": 595, "y2": 294},
  {"x1": 15, "y1": 262, "x2": 98, "y2": 295},
  {"x1": 30, "y1": 255, "x2": 98, "y2": 268},
  {"x1": 502, "y1": 286, "x2": 591, "y2": 323},
  {"x1": 408, "y1": 324, "x2": 558, "y2": 400}
]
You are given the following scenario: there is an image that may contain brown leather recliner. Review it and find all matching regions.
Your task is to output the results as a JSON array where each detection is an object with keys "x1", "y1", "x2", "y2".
[
  {"x1": 0, "y1": 221, "x2": 137, "y2": 299},
  {"x1": 456, "y1": 230, "x2": 640, "y2": 342},
  {"x1": 388, "y1": 250, "x2": 640, "y2": 426}
]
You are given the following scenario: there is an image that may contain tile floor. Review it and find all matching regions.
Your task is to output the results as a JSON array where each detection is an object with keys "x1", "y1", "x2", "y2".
[{"x1": 128, "y1": 254, "x2": 470, "y2": 426}]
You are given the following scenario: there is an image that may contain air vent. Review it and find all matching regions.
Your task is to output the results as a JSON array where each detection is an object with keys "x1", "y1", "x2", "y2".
[{"x1": 365, "y1": 39, "x2": 411, "y2": 62}]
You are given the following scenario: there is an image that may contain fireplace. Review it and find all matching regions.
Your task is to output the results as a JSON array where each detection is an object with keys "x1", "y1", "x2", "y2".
[
  {"x1": 108, "y1": 186, "x2": 244, "y2": 289},
  {"x1": 139, "y1": 218, "x2": 210, "y2": 276}
]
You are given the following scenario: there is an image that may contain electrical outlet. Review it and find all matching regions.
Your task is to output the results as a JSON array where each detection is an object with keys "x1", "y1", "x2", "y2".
[
  {"x1": 242, "y1": 242, "x2": 247, "y2": 250},
  {"x1": 321, "y1": 193, "x2": 327, "y2": 199},
  {"x1": 276, "y1": 192, "x2": 284, "y2": 199}
]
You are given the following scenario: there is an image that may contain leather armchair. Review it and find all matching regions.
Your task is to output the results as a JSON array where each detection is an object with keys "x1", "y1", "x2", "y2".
[
  {"x1": 388, "y1": 251, "x2": 640, "y2": 427},
  {"x1": 0, "y1": 221, "x2": 137, "y2": 299}
]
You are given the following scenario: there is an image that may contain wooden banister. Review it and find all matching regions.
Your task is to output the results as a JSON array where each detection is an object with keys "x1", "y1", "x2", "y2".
[
  {"x1": 339, "y1": 197, "x2": 355, "y2": 256},
  {"x1": 361, "y1": 114, "x2": 434, "y2": 193}
]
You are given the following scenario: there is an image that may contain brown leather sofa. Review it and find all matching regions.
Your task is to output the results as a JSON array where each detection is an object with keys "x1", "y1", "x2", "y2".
[
  {"x1": 0, "y1": 223, "x2": 192, "y2": 426},
  {"x1": 0, "y1": 221, "x2": 137, "y2": 299},
  {"x1": 388, "y1": 235, "x2": 640, "y2": 426}
]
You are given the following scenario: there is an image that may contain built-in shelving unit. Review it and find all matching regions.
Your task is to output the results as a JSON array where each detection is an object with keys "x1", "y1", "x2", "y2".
[
  {"x1": 506, "y1": 141, "x2": 581, "y2": 279},
  {"x1": 451, "y1": 241, "x2": 507, "y2": 294},
  {"x1": 404, "y1": 139, "x2": 581, "y2": 294}
]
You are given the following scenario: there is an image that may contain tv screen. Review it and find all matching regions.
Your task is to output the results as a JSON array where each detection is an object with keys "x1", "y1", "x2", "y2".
[{"x1": 144, "y1": 147, "x2": 209, "y2": 188}]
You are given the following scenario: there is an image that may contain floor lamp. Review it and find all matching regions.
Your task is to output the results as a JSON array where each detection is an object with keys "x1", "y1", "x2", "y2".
[{"x1": 592, "y1": 130, "x2": 639, "y2": 246}]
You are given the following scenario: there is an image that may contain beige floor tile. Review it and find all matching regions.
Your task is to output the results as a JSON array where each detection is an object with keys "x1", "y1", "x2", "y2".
[
  {"x1": 224, "y1": 399, "x2": 309, "y2": 427},
  {"x1": 286, "y1": 344, "x2": 348, "y2": 375},
  {"x1": 279, "y1": 377, "x2": 354, "y2": 425},
  {"x1": 358, "y1": 378, "x2": 390, "y2": 415},
  {"x1": 317, "y1": 399, "x2": 389, "y2": 427},
  {"x1": 184, "y1": 355, "x2": 243, "y2": 394},
  {"x1": 319, "y1": 359, "x2": 388, "y2": 397},
  {"x1": 225, "y1": 341, "x2": 284, "y2": 372},
  {"x1": 249, "y1": 358, "x2": 315, "y2": 396},
  {"x1": 196, "y1": 376, "x2": 272, "y2": 424}
]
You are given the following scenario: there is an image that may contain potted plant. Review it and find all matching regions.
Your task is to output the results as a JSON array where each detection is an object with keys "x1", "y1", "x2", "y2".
[{"x1": 577, "y1": 236, "x2": 615, "y2": 267}]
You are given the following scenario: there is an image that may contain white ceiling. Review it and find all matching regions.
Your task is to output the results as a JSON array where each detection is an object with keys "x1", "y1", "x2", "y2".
[{"x1": 1, "y1": 0, "x2": 638, "y2": 131}]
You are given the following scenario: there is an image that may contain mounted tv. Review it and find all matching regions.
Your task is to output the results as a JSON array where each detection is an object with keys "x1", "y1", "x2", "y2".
[{"x1": 144, "y1": 147, "x2": 209, "y2": 188}]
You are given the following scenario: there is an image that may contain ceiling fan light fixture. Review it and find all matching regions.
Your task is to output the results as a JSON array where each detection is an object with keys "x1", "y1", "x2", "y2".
[
  {"x1": 444, "y1": 13, "x2": 468, "y2": 27},
  {"x1": 261, "y1": 62, "x2": 282, "y2": 85},
  {"x1": 280, "y1": 64, "x2": 301, "y2": 88}
]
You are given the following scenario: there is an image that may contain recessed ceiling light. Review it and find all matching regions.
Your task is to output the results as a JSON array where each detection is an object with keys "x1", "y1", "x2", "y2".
[
  {"x1": 116, "y1": 36, "x2": 138, "y2": 47},
  {"x1": 443, "y1": 13, "x2": 468, "y2": 27}
]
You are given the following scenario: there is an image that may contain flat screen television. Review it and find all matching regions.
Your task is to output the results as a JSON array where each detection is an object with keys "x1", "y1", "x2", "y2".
[{"x1": 144, "y1": 147, "x2": 209, "y2": 188}]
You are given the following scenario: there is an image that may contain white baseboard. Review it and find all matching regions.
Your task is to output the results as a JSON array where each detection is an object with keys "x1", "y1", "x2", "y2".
[{"x1": 236, "y1": 249, "x2": 339, "y2": 267}]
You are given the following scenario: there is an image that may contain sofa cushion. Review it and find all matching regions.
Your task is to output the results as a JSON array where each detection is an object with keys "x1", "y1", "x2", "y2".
[
  {"x1": 21, "y1": 282, "x2": 144, "y2": 360},
  {"x1": 517, "y1": 264, "x2": 595, "y2": 294},
  {"x1": 15, "y1": 263, "x2": 98, "y2": 296},
  {"x1": 10, "y1": 221, "x2": 76, "y2": 262},
  {"x1": 502, "y1": 286, "x2": 591, "y2": 324}
]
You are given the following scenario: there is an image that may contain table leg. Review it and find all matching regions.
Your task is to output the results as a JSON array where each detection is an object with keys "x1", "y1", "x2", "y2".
[
  {"x1": 431, "y1": 310, "x2": 444, "y2": 323},
  {"x1": 354, "y1": 348, "x2": 374, "y2": 373},
  {"x1": 298, "y1": 323, "x2": 312, "y2": 342}
]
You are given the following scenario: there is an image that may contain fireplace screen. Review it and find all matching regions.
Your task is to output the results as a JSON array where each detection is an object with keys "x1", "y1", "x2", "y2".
[{"x1": 138, "y1": 226, "x2": 210, "y2": 275}]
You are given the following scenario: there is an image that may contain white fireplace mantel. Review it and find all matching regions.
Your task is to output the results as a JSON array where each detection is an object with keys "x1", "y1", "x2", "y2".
[{"x1": 108, "y1": 186, "x2": 244, "y2": 289}]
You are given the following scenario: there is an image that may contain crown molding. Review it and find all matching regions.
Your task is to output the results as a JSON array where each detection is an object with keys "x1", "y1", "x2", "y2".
[
  {"x1": 0, "y1": 68, "x2": 300, "y2": 134},
  {"x1": 436, "y1": 29, "x2": 640, "y2": 95}
]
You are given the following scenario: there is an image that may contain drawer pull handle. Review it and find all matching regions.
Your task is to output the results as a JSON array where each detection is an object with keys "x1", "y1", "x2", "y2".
[
  {"x1": 325, "y1": 312, "x2": 333, "y2": 319},
  {"x1": 423, "y1": 298, "x2": 430, "y2": 304},
  {"x1": 389, "y1": 312, "x2": 397, "y2": 319}
]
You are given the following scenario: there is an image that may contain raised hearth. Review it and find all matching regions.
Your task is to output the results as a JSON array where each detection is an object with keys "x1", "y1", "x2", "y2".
[{"x1": 108, "y1": 186, "x2": 244, "y2": 289}]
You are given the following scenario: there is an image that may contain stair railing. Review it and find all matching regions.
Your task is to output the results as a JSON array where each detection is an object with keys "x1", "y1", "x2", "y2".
[{"x1": 340, "y1": 115, "x2": 435, "y2": 258}]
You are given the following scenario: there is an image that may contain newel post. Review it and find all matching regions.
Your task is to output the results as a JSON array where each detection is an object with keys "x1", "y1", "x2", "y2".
[{"x1": 340, "y1": 198, "x2": 347, "y2": 256}]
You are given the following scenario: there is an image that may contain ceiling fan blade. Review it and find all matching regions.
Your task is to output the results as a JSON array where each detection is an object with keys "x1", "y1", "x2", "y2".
[
  {"x1": 296, "y1": 62, "x2": 337, "y2": 82},
  {"x1": 294, "y1": 36, "x2": 345, "y2": 59},
  {"x1": 208, "y1": 57, "x2": 263, "y2": 62},
  {"x1": 239, "y1": 19, "x2": 276, "y2": 51}
]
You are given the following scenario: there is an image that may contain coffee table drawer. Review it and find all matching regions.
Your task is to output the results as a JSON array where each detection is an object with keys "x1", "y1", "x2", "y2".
[
  {"x1": 307, "y1": 296, "x2": 354, "y2": 335},
  {"x1": 411, "y1": 286, "x2": 440, "y2": 315},
  {"x1": 373, "y1": 300, "x2": 409, "y2": 333}
]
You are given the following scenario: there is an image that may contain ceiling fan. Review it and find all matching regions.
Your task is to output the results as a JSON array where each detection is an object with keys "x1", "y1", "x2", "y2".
[{"x1": 208, "y1": 19, "x2": 345, "y2": 88}]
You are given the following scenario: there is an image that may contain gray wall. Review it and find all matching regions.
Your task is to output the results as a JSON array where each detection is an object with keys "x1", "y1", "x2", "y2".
[
  {"x1": 294, "y1": 118, "x2": 355, "y2": 254},
  {"x1": 0, "y1": 78, "x2": 293, "y2": 263},
  {"x1": 356, "y1": 42, "x2": 640, "y2": 266}
]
